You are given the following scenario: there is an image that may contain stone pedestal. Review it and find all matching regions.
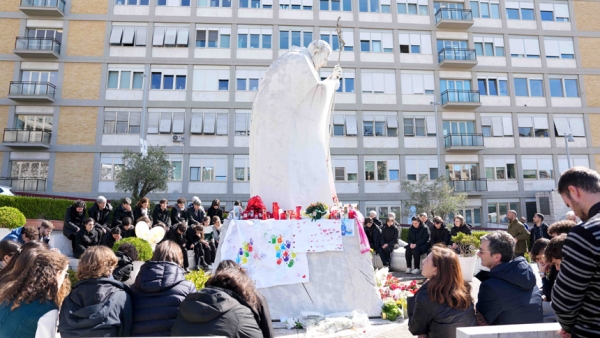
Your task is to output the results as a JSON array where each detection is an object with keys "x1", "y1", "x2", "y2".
[{"x1": 214, "y1": 220, "x2": 382, "y2": 318}]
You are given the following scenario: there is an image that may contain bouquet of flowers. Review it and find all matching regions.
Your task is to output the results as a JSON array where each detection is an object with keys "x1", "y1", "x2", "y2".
[
  {"x1": 305, "y1": 202, "x2": 329, "y2": 221},
  {"x1": 375, "y1": 267, "x2": 421, "y2": 321}
]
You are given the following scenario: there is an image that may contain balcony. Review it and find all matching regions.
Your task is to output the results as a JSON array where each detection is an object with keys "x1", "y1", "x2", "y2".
[
  {"x1": 8, "y1": 82, "x2": 56, "y2": 102},
  {"x1": 13, "y1": 37, "x2": 61, "y2": 59},
  {"x1": 435, "y1": 8, "x2": 474, "y2": 29},
  {"x1": 444, "y1": 133, "x2": 485, "y2": 151},
  {"x1": 449, "y1": 179, "x2": 487, "y2": 192},
  {"x1": 438, "y1": 48, "x2": 477, "y2": 68},
  {"x1": 19, "y1": 0, "x2": 65, "y2": 16},
  {"x1": 2, "y1": 129, "x2": 51, "y2": 149},
  {"x1": 0, "y1": 177, "x2": 46, "y2": 192},
  {"x1": 441, "y1": 90, "x2": 481, "y2": 109}
]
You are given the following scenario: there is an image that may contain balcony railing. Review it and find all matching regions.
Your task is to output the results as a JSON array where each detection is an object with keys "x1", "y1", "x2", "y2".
[
  {"x1": 438, "y1": 48, "x2": 477, "y2": 63},
  {"x1": 441, "y1": 90, "x2": 480, "y2": 105},
  {"x1": 8, "y1": 81, "x2": 56, "y2": 100},
  {"x1": 20, "y1": 0, "x2": 66, "y2": 12},
  {"x1": 444, "y1": 133, "x2": 484, "y2": 147},
  {"x1": 0, "y1": 177, "x2": 46, "y2": 192},
  {"x1": 435, "y1": 8, "x2": 473, "y2": 22},
  {"x1": 14, "y1": 37, "x2": 61, "y2": 55},
  {"x1": 3, "y1": 129, "x2": 51, "y2": 145},
  {"x1": 449, "y1": 179, "x2": 487, "y2": 192}
]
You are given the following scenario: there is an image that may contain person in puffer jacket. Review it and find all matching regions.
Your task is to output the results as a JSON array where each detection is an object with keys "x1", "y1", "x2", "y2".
[
  {"x1": 73, "y1": 218, "x2": 99, "y2": 259},
  {"x1": 129, "y1": 241, "x2": 196, "y2": 336}
]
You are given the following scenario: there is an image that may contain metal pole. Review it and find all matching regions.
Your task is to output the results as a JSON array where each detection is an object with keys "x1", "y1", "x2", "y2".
[
  {"x1": 432, "y1": 97, "x2": 441, "y2": 169},
  {"x1": 565, "y1": 135, "x2": 571, "y2": 169},
  {"x1": 141, "y1": 73, "x2": 148, "y2": 141}
]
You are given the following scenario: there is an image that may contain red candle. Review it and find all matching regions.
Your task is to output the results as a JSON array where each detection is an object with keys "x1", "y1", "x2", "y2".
[
  {"x1": 348, "y1": 209, "x2": 356, "y2": 219},
  {"x1": 273, "y1": 203, "x2": 279, "y2": 220},
  {"x1": 295, "y1": 206, "x2": 302, "y2": 220}
]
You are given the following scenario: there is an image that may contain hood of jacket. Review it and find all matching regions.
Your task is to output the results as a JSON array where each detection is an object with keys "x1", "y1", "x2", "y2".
[
  {"x1": 478, "y1": 256, "x2": 537, "y2": 291},
  {"x1": 178, "y1": 287, "x2": 251, "y2": 324},
  {"x1": 62, "y1": 277, "x2": 127, "y2": 328},
  {"x1": 134, "y1": 261, "x2": 186, "y2": 293},
  {"x1": 69, "y1": 205, "x2": 85, "y2": 221}
]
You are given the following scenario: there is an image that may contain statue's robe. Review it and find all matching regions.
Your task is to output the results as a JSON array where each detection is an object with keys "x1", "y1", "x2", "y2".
[{"x1": 250, "y1": 47, "x2": 338, "y2": 210}]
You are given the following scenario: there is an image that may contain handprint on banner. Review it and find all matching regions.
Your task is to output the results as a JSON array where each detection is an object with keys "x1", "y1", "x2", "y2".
[
  {"x1": 236, "y1": 238, "x2": 254, "y2": 265},
  {"x1": 271, "y1": 234, "x2": 296, "y2": 268}
]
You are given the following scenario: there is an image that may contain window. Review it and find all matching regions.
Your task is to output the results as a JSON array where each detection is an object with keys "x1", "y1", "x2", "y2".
[
  {"x1": 10, "y1": 161, "x2": 48, "y2": 182},
  {"x1": 363, "y1": 115, "x2": 398, "y2": 137},
  {"x1": 235, "y1": 112, "x2": 251, "y2": 136},
  {"x1": 189, "y1": 156, "x2": 227, "y2": 181},
  {"x1": 397, "y1": 0, "x2": 428, "y2": 15},
  {"x1": 332, "y1": 157, "x2": 358, "y2": 181},
  {"x1": 447, "y1": 208, "x2": 481, "y2": 225},
  {"x1": 484, "y1": 156, "x2": 516, "y2": 180},
  {"x1": 151, "y1": 72, "x2": 186, "y2": 90},
  {"x1": 359, "y1": 0, "x2": 389, "y2": 13},
  {"x1": 553, "y1": 115, "x2": 585, "y2": 137},
  {"x1": 505, "y1": 1, "x2": 534, "y2": 20},
  {"x1": 488, "y1": 202, "x2": 519, "y2": 224},
  {"x1": 115, "y1": 0, "x2": 149, "y2": 5},
  {"x1": 470, "y1": 0, "x2": 500, "y2": 18},
  {"x1": 236, "y1": 69, "x2": 265, "y2": 91},
  {"x1": 443, "y1": 120, "x2": 475, "y2": 136},
  {"x1": 404, "y1": 116, "x2": 436, "y2": 136},
  {"x1": 509, "y1": 36, "x2": 540, "y2": 58},
  {"x1": 522, "y1": 155, "x2": 554, "y2": 179},
  {"x1": 398, "y1": 32, "x2": 432, "y2": 54},
  {"x1": 436, "y1": 39, "x2": 467, "y2": 53},
  {"x1": 320, "y1": 0, "x2": 351, "y2": 11},
  {"x1": 544, "y1": 37, "x2": 574, "y2": 59},
  {"x1": 359, "y1": 31, "x2": 393, "y2": 53},
  {"x1": 193, "y1": 67, "x2": 229, "y2": 92},
  {"x1": 539, "y1": 2, "x2": 569, "y2": 22},
  {"x1": 198, "y1": 0, "x2": 231, "y2": 7},
  {"x1": 320, "y1": 29, "x2": 354, "y2": 51},
  {"x1": 473, "y1": 35, "x2": 504, "y2": 56},
  {"x1": 558, "y1": 155, "x2": 590, "y2": 175},
  {"x1": 550, "y1": 78, "x2": 578, "y2": 98},
  {"x1": 196, "y1": 27, "x2": 231, "y2": 48},
  {"x1": 153, "y1": 26, "x2": 189, "y2": 47},
  {"x1": 365, "y1": 161, "x2": 397, "y2": 181},
  {"x1": 279, "y1": 28, "x2": 313, "y2": 49},
  {"x1": 103, "y1": 111, "x2": 141, "y2": 134},
  {"x1": 401, "y1": 72, "x2": 435, "y2": 95},
  {"x1": 332, "y1": 114, "x2": 358, "y2": 136},
  {"x1": 189, "y1": 112, "x2": 229, "y2": 135},
  {"x1": 147, "y1": 111, "x2": 186, "y2": 134},
  {"x1": 517, "y1": 115, "x2": 549, "y2": 137},
  {"x1": 166, "y1": 156, "x2": 183, "y2": 181},
  {"x1": 20, "y1": 70, "x2": 58, "y2": 86},
  {"x1": 107, "y1": 70, "x2": 144, "y2": 89},
  {"x1": 480, "y1": 116, "x2": 513, "y2": 137},
  {"x1": 446, "y1": 163, "x2": 478, "y2": 180},
  {"x1": 100, "y1": 154, "x2": 123, "y2": 181},
  {"x1": 237, "y1": 27, "x2": 272, "y2": 49},
  {"x1": 405, "y1": 156, "x2": 438, "y2": 181},
  {"x1": 321, "y1": 69, "x2": 355, "y2": 93},
  {"x1": 361, "y1": 71, "x2": 396, "y2": 94},
  {"x1": 234, "y1": 156, "x2": 250, "y2": 181},
  {"x1": 157, "y1": 0, "x2": 190, "y2": 5},
  {"x1": 14, "y1": 115, "x2": 53, "y2": 132},
  {"x1": 110, "y1": 26, "x2": 147, "y2": 47},
  {"x1": 514, "y1": 77, "x2": 543, "y2": 97},
  {"x1": 279, "y1": 0, "x2": 312, "y2": 10},
  {"x1": 478, "y1": 77, "x2": 508, "y2": 96}
]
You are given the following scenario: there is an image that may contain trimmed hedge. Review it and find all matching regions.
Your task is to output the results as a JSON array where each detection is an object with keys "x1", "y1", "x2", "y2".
[
  {"x1": 0, "y1": 206, "x2": 26, "y2": 229},
  {"x1": 0, "y1": 195, "x2": 95, "y2": 221},
  {"x1": 113, "y1": 237, "x2": 153, "y2": 261},
  {"x1": 185, "y1": 269, "x2": 211, "y2": 290}
]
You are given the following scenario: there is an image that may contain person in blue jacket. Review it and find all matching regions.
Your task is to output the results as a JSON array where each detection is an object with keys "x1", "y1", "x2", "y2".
[{"x1": 1, "y1": 225, "x2": 38, "y2": 245}]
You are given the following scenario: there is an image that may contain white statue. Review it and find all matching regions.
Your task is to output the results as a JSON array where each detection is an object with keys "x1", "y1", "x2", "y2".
[{"x1": 250, "y1": 40, "x2": 342, "y2": 210}]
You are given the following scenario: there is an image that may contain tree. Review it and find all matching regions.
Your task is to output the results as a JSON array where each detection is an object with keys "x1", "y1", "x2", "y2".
[
  {"x1": 116, "y1": 146, "x2": 170, "y2": 199},
  {"x1": 399, "y1": 176, "x2": 468, "y2": 221}
]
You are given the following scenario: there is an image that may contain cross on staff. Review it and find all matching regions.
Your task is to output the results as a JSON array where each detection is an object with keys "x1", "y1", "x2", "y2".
[{"x1": 335, "y1": 17, "x2": 346, "y2": 66}]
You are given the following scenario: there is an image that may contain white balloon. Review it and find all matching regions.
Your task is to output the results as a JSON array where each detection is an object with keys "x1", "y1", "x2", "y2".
[
  {"x1": 135, "y1": 221, "x2": 150, "y2": 240},
  {"x1": 148, "y1": 226, "x2": 166, "y2": 245}
]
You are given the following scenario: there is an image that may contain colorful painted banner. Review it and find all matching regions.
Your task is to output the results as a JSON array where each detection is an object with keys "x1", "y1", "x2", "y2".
[{"x1": 290, "y1": 219, "x2": 344, "y2": 253}]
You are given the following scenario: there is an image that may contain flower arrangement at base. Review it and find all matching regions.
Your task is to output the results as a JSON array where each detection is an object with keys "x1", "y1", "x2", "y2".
[
  {"x1": 305, "y1": 202, "x2": 329, "y2": 221},
  {"x1": 375, "y1": 267, "x2": 421, "y2": 321},
  {"x1": 381, "y1": 300, "x2": 401, "y2": 321}
]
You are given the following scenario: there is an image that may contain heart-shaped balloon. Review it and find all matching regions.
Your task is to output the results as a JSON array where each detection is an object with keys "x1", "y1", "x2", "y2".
[
  {"x1": 135, "y1": 221, "x2": 150, "y2": 240},
  {"x1": 148, "y1": 226, "x2": 166, "y2": 245}
]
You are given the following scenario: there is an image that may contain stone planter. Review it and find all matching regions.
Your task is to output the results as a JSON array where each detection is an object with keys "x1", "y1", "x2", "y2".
[
  {"x1": 458, "y1": 256, "x2": 477, "y2": 282},
  {"x1": 123, "y1": 261, "x2": 145, "y2": 286}
]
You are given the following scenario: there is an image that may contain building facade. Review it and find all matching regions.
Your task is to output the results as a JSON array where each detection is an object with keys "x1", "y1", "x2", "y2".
[{"x1": 1, "y1": 0, "x2": 599, "y2": 226}]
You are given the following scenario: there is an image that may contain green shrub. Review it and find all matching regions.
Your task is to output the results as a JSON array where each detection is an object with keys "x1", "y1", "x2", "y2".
[
  {"x1": 185, "y1": 269, "x2": 211, "y2": 290},
  {"x1": 400, "y1": 228, "x2": 409, "y2": 242},
  {"x1": 471, "y1": 231, "x2": 489, "y2": 241},
  {"x1": 67, "y1": 268, "x2": 79, "y2": 286},
  {"x1": 0, "y1": 195, "x2": 96, "y2": 221},
  {"x1": 0, "y1": 206, "x2": 26, "y2": 229},
  {"x1": 113, "y1": 237, "x2": 153, "y2": 261},
  {"x1": 451, "y1": 233, "x2": 481, "y2": 257}
]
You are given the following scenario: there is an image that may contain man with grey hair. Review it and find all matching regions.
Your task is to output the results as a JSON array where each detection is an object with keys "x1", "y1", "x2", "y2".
[
  {"x1": 419, "y1": 213, "x2": 434, "y2": 231},
  {"x1": 88, "y1": 195, "x2": 113, "y2": 234},
  {"x1": 368, "y1": 210, "x2": 382, "y2": 228},
  {"x1": 565, "y1": 210, "x2": 578, "y2": 223},
  {"x1": 475, "y1": 231, "x2": 542, "y2": 325},
  {"x1": 507, "y1": 210, "x2": 529, "y2": 257}
]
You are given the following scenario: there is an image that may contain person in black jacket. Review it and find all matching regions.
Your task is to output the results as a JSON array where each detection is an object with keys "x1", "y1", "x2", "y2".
[
  {"x1": 119, "y1": 217, "x2": 136, "y2": 238},
  {"x1": 529, "y1": 238, "x2": 556, "y2": 322},
  {"x1": 153, "y1": 199, "x2": 172, "y2": 228},
  {"x1": 113, "y1": 243, "x2": 138, "y2": 283},
  {"x1": 363, "y1": 218, "x2": 382, "y2": 252},
  {"x1": 409, "y1": 245, "x2": 476, "y2": 338},
  {"x1": 368, "y1": 211, "x2": 383, "y2": 228},
  {"x1": 430, "y1": 216, "x2": 451, "y2": 248},
  {"x1": 133, "y1": 197, "x2": 152, "y2": 225},
  {"x1": 59, "y1": 246, "x2": 133, "y2": 338},
  {"x1": 450, "y1": 215, "x2": 472, "y2": 251},
  {"x1": 165, "y1": 222, "x2": 190, "y2": 272},
  {"x1": 88, "y1": 196, "x2": 113, "y2": 235},
  {"x1": 171, "y1": 264, "x2": 266, "y2": 338},
  {"x1": 74, "y1": 218, "x2": 99, "y2": 259},
  {"x1": 419, "y1": 213, "x2": 435, "y2": 231},
  {"x1": 63, "y1": 200, "x2": 86, "y2": 252},
  {"x1": 186, "y1": 224, "x2": 211, "y2": 269},
  {"x1": 405, "y1": 216, "x2": 430, "y2": 274},
  {"x1": 187, "y1": 199, "x2": 205, "y2": 226},
  {"x1": 112, "y1": 198, "x2": 134, "y2": 229},
  {"x1": 380, "y1": 218, "x2": 399, "y2": 268},
  {"x1": 130, "y1": 241, "x2": 197, "y2": 336},
  {"x1": 101, "y1": 227, "x2": 122, "y2": 248},
  {"x1": 529, "y1": 213, "x2": 551, "y2": 246},
  {"x1": 171, "y1": 197, "x2": 188, "y2": 226},
  {"x1": 207, "y1": 199, "x2": 223, "y2": 225}
]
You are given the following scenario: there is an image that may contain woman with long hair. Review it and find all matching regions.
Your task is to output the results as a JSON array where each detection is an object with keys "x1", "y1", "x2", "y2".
[
  {"x1": 207, "y1": 199, "x2": 223, "y2": 224},
  {"x1": 0, "y1": 240, "x2": 21, "y2": 271},
  {"x1": 59, "y1": 246, "x2": 132, "y2": 337},
  {"x1": 0, "y1": 241, "x2": 49, "y2": 278},
  {"x1": 133, "y1": 197, "x2": 152, "y2": 225},
  {"x1": 0, "y1": 250, "x2": 70, "y2": 338},
  {"x1": 409, "y1": 245, "x2": 476, "y2": 338},
  {"x1": 171, "y1": 264, "x2": 264, "y2": 337},
  {"x1": 130, "y1": 241, "x2": 196, "y2": 336},
  {"x1": 450, "y1": 215, "x2": 472, "y2": 251}
]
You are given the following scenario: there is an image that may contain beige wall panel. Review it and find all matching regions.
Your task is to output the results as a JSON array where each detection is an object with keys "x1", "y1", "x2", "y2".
[
  {"x1": 0, "y1": 106, "x2": 9, "y2": 131},
  {"x1": 62, "y1": 63, "x2": 102, "y2": 100},
  {"x1": 590, "y1": 114, "x2": 600, "y2": 147},
  {"x1": 66, "y1": 21, "x2": 106, "y2": 57},
  {"x1": 595, "y1": 155, "x2": 600, "y2": 171},
  {"x1": 70, "y1": 0, "x2": 108, "y2": 14},
  {"x1": 53, "y1": 153, "x2": 94, "y2": 193},
  {"x1": 575, "y1": 2, "x2": 600, "y2": 31},
  {"x1": 585, "y1": 75, "x2": 600, "y2": 107},
  {"x1": 0, "y1": 20, "x2": 20, "y2": 55},
  {"x1": 57, "y1": 107, "x2": 97, "y2": 145},
  {"x1": 579, "y1": 38, "x2": 600, "y2": 69},
  {"x1": 4, "y1": 0, "x2": 21, "y2": 12},
  {"x1": 0, "y1": 62, "x2": 15, "y2": 99}
]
